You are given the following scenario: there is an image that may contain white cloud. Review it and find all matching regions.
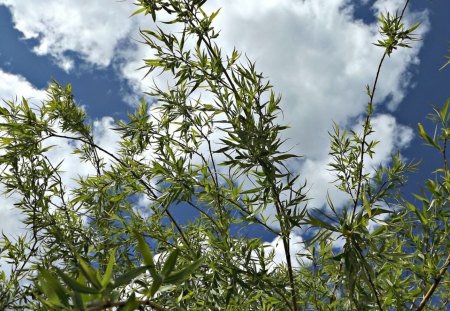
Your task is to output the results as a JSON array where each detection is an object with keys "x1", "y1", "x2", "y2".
[
  {"x1": 0, "y1": 70, "x2": 47, "y2": 104},
  {"x1": 0, "y1": 70, "x2": 47, "y2": 238},
  {"x1": 116, "y1": 42, "x2": 154, "y2": 104},
  {"x1": 0, "y1": 0, "x2": 430, "y2": 234},
  {"x1": 372, "y1": 0, "x2": 408, "y2": 15},
  {"x1": 206, "y1": 0, "x2": 426, "y2": 156},
  {"x1": 0, "y1": 0, "x2": 136, "y2": 71},
  {"x1": 92, "y1": 116, "x2": 122, "y2": 161},
  {"x1": 263, "y1": 233, "x2": 311, "y2": 270},
  {"x1": 114, "y1": 0, "x2": 428, "y2": 225},
  {"x1": 301, "y1": 113, "x2": 413, "y2": 209},
  {"x1": 0, "y1": 70, "x2": 122, "y2": 238},
  {"x1": 200, "y1": 0, "x2": 427, "y2": 210},
  {"x1": 364, "y1": 114, "x2": 414, "y2": 167}
]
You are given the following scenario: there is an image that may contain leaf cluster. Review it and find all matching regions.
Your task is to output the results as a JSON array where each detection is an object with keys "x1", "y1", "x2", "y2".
[{"x1": 1, "y1": 0, "x2": 449, "y2": 310}]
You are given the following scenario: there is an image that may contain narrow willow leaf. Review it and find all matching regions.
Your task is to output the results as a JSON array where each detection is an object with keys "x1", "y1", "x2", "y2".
[
  {"x1": 0, "y1": 106, "x2": 9, "y2": 116},
  {"x1": 149, "y1": 275, "x2": 163, "y2": 297},
  {"x1": 418, "y1": 123, "x2": 441, "y2": 150},
  {"x1": 130, "y1": 7, "x2": 146, "y2": 17},
  {"x1": 134, "y1": 231, "x2": 159, "y2": 279},
  {"x1": 405, "y1": 202, "x2": 417, "y2": 212},
  {"x1": 145, "y1": 59, "x2": 161, "y2": 67},
  {"x1": 101, "y1": 248, "x2": 117, "y2": 287},
  {"x1": 273, "y1": 154, "x2": 297, "y2": 161},
  {"x1": 55, "y1": 269, "x2": 100, "y2": 294},
  {"x1": 38, "y1": 268, "x2": 69, "y2": 306},
  {"x1": 164, "y1": 257, "x2": 203, "y2": 284},
  {"x1": 307, "y1": 213, "x2": 338, "y2": 232},
  {"x1": 161, "y1": 249, "x2": 179, "y2": 278},
  {"x1": 76, "y1": 255, "x2": 102, "y2": 289},
  {"x1": 113, "y1": 266, "x2": 149, "y2": 288},
  {"x1": 73, "y1": 290, "x2": 85, "y2": 310}
]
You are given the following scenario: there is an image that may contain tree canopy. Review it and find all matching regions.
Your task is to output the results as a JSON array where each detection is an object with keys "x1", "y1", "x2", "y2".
[{"x1": 0, "y1": 0, "x2": 449, "y2": 310}]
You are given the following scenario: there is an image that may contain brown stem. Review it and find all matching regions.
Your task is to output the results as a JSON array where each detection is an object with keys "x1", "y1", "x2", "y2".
[
  {"x1": 351, "y1": 0, "x2": 411, "y2": 225},
  {"x1": 415, "y1": 253, "x2": 450, "y2": 311},
  {"x1": 329, "y1": 262, "x2": 342, "y2": 307},
  {"x1": 183, "y1": 7, "x2": 300, "y2": 308},
  {"x1": 350, "y1": 52, "x2": 386, "y2": 225},
  {"x1": 415, "y1": 95, "x2": 450, "y2": 311},
  {"x1": 45, "y1": 133, "x2": 191, "y2": 247}
]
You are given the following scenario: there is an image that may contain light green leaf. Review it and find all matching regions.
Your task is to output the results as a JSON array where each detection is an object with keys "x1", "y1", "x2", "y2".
[
  {"x1": 164, "y1": 257, "x2": 203, "y2": 284},
  {"x1": 418, "y1": 123, "x2": 441, "y2": 150},
  {"x1": 161, "y1": 249, "x2": 179, "y2": 278},
  {"x1": 113, "y1": 266, "x2": 149, "y2": 288},
  {"x1": 56, "y1": 269, "x2": 100, "y2": 294},
  {"x1": 101, "y1": 248, "x2": 116, "y2": 288},
  {"x1": 134, "y1": 231, "x2": 159, "y2": 279},
  {"x1": 76, "y1": 255, "x2": 102, "y2": 290},
  {"x1": 38, "y1": 268, "x2": 69, "y2": 306}
]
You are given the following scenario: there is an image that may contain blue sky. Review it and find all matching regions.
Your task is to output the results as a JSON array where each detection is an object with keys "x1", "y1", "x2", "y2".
[{"x1": 0, "y1": 0, "x2": 449, "y2": 258}]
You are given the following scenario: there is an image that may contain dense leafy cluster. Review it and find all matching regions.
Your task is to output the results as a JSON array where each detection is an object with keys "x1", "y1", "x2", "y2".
[{"x1": 0, "y1": 0, "x2": 449, "y2": 310}]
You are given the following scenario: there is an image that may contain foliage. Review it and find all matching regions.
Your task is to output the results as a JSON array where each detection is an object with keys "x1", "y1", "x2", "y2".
[{"x1": 0, "y1": 0, "x2": 449, "y2": 310}]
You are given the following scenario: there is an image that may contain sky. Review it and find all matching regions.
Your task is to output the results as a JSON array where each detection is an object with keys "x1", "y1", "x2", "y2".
[{"x1": 0, "y1": 0, "x2": 449, "y2": 266}]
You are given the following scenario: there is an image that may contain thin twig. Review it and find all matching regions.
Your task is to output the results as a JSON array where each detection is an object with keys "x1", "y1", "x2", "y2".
[
  {"x1": 45, "y1": 133, "x2": 191, "y2": 247},
  {"x1": 415, "y1": 253, "x2": 450, "y2": 311},
  {"x1": 183, "y1": 4, "x2": 300, "y2": 309},
  {"x1": 351, "y1": 0, "x2": 411, "y2": 224}
]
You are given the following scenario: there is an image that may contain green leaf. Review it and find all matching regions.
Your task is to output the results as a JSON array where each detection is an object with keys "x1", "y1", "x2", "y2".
[
  {"x1": 241, "y1": 186, "x2": 264, "y2": 195},
  {"x1": 362, "y1": 192, "x2": 371, "y2": 217},
  {"x1": 440, "y1": 98, "x2": 450, "y2": 122},
  {"x1": 370, "y1": 224, "x2": 387, "y2": 237},
  {"x1": 113, "y1": 266, "x2": 149, "y2": 288},
  {"x1": 145, "y1": 59, "x2": 161, "y2": 67},
  {"x1": 161, "y1": 249, "x2": 179, "y2": 278},
  {"x1": 101, "y1": 248, "x2": 117, "y2": 287},
  {"x1": 0, "y1": 106, "x2": 9, "y2": 116},
  {"x1": 76, "y1": 255, "x2": 102, "y2": 289},
  {"x1": 405, "y1": 202, "x2": 416, "y2": 212},
  {"x1": 118, "y1": 293, "x2": 139, "y2": 311},
  {"x1": 149, "y1": 275, "x2": 163, "y2": 297},
  {"x1": 406, "y1": 201, "x2": 428, "y2": 225},
  {"x1": 38, "y1": 268, "x2": 69, "y2": 306},
  {"x1": 273, "y1": 153, "x2": 298, "y2": 161},
  {"x1": 307, "y1": 213, "x2": 337, "y2": 232},
  {"x1": 134, "y1": 231, "x2": 159, "y2": 279},
  {"x1": 164, "y1": 257, "x2": 203, "y2": 284},
  {"x1": 73, "y1": 290, "x2": 85, "y2": 310},
  {"x1": 418, "y1": 123, "x2": 441, "y2": 150},
  {"x1": 55, "y1": 269, "x2": 100, "y2": 294},
  {"x1": 209, "y1": 8, "x2": 221, "y2": 23},
  {"x1": 130, "y1": 7, "x2": 146, "y2": 17}
]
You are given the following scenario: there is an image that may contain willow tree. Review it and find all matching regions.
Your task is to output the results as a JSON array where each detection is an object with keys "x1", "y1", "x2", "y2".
[{"x1": 1, "y1": 0, "x2": 449, "y2": 310}]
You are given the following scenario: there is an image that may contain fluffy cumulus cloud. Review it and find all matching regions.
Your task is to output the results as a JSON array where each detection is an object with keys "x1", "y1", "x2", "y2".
[
  {"x1": 302, "y1": 113, "x2": 414, "y2": 208},
  {"x1": 0, "y1": 70, "x2": 47, "y2": 238},
  {"x1": 263, "y1": 233, "x2": 311, "y2": 270},
  {"x1": 0, "y1": 0, "x2": 430, "y2": 252},
  {"x1": 0, "y1": 70, "x2": 47, "y2": 103},
  {"x1": 0, "y1": 71, "x2": 121, "y2": 238},
  {"x1": 0, "y1": 0, "x2": 136, "y2": 71},
  {"x1": 117, "y1": 0, "x2": 427, "y2": 208},
  {"x1": 117, "y1": 0, "x2": 427, "y2": 211},
  {"x1": 201, "y1": 0, "x2": 427, "y2": 210}
]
